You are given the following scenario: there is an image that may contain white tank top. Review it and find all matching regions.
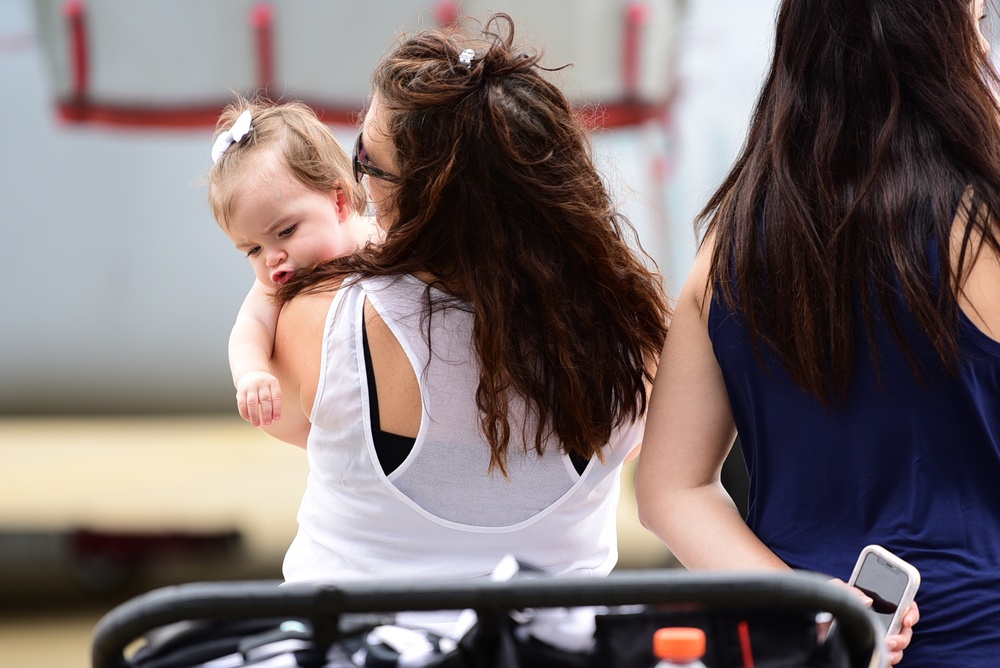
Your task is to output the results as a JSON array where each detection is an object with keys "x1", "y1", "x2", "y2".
[{"x1": 283, "y1": 274, "x2": 643, "y2": 583}]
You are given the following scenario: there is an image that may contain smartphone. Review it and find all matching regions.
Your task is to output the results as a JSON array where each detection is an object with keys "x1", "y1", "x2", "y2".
[{"x1": 847, "y1": 545, "x2": 921, "y2": 637}]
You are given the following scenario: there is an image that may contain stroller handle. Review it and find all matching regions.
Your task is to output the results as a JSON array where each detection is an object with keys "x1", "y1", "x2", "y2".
[{"x1": 91, "y1": 569, "x2": 884, "y2": 668}]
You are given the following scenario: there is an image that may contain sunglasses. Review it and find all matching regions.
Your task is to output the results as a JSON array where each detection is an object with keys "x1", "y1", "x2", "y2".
[{"x1": 353, "y1": 133, "x2": 398, "y2": 184}]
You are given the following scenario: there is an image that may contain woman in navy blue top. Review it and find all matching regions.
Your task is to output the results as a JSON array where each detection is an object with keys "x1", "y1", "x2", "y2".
[{"x1": 636, "y1": 0, "x2": 1000, "y2": 665}]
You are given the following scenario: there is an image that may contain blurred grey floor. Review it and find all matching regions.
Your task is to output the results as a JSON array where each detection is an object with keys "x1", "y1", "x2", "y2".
[{"x1": 0, "y1": 415, "x2": 674, "y2": 667}]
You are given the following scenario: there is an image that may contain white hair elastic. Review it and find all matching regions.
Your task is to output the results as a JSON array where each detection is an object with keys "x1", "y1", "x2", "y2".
[
  {"x1": 211, "y1": 109, "x2": 253, "y2": 164},
  {"x1": 458, "y1": 48, "x2": 475, "y2": 68}
]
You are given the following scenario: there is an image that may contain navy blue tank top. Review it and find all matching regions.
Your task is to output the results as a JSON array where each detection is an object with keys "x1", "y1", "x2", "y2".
[{"x1": 708, "y1": 251, "x2": 1000, "y2": 665}]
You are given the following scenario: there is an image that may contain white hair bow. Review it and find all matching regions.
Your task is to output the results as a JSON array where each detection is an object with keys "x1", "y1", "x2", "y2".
[{"x1": 211, "y1": 109, "x2": 253, "y2": 164}]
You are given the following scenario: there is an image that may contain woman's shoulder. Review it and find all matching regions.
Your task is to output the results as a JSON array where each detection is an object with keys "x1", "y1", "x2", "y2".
[
  {"x1": 684, "y1": 233, "x2": 717, "y2": 320},
  {"x1": 276, "y1": 290, "x2": 339, "y2": 344},
  {"x1": 279, "y1": 273, "x2": 373, "y2": 321}
]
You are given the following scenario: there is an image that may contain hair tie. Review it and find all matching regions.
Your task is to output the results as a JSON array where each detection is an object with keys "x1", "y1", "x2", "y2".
[
  {"x1": 211, "y1": 109, "x2": 253, "y2": 163},
  {"x1": 458, "y1": 48, "x2": 475, "y2": 68}
]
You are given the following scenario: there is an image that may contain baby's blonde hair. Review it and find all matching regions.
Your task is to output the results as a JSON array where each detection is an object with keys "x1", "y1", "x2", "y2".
[{"x1": 208, "y1": 94, "x2": 366, "y2": 229}]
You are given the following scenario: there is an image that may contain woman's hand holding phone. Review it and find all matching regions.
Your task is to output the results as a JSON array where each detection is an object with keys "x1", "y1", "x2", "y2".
[
  {"x1": 884, "y1": 602, "x2": 919, "y2": 666},
  {"x1": 825, "y1": 578, "x2": 918, "y2": 666},
  {"x1": 830, "y1": 545, "x2": 921, "y2": 666}
]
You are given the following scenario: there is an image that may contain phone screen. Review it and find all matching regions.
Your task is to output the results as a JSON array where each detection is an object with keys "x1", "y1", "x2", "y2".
[{"x1": 854, "y1": 552, "x2": 909, "y2": 630}]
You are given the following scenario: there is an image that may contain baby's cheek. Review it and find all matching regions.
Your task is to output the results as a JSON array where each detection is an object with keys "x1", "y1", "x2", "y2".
[{"x1": 253, "y1": 266, "x2": 277, "y2": 290}]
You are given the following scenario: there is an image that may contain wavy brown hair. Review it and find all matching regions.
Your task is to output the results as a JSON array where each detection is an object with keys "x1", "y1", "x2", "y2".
[
  {"x1": 279, "y1": 14, "x2": 669, "y2": 473},
  {"x1": 704, "y1": 0, "x2": 1000, "y2": 403}
]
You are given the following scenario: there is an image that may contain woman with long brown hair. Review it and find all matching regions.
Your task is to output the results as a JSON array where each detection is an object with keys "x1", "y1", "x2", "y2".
[
  {"x1": 260, "y1": 14, "x2": 669, "y2": 585},
  {"x1": 637, "y1": 0, "x2": 1000, "y2": 664}
]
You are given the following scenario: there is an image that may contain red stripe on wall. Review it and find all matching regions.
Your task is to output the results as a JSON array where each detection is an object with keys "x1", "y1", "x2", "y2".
[
  {"x1": 62, "y1": 0, "x2": 87, "y2": 120},
  {"x1": 434, "y1": 1, "x2": 461, "y2": 27},
  {"x1": 251, "y1": 3, "x2": 275, "y2": 97},
  {"x1": 55, "y1": 100, "x2": 664, "y2": 131},
  {"x1": 624, "y1": 1, "x2": 651, "y2": 100}
]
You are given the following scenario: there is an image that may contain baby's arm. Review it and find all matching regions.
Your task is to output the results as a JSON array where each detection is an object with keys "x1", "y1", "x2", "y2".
[{"x1": 229, "y1": 279, "x2": 283, "y2": 427}]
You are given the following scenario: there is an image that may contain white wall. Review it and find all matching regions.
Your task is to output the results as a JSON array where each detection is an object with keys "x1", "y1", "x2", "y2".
[
  {"x1": 2, "y1": 1, "x2": 246, "y2": 412},
  {"x1": 664, "y1": 0, "x2": 780, "y2": 258}
]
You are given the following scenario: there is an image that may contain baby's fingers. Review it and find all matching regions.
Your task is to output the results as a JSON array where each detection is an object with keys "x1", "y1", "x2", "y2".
[
  {"x1": 236, "y1": 392, "x2": 252, "y2": 423},
  {"x1": 256, "y1": 382, "x2": 283, "y2": 426},
  {"x1": 236, "y1": 374, "x2": 282, "y2": 427},
  {"x1": 269, "y1": 384, "x2": 283, "y2": 423},
  {"x1": 246, "y1": 390, "x2": 263, "y2": 427},
  {"x1": 261, "y1": 380, "x2": 281, "y2": 424},
  {"x1": 257, "y1": 391, "x2": 275, "y2": 426}
]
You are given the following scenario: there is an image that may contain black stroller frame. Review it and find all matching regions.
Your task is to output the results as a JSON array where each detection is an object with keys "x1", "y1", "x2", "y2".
[{"x1": 91, "y1": 569, "x2": 886, "y2": 668}]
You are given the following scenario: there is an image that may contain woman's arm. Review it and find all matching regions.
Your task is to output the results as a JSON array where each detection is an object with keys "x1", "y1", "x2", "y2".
[
  {"x1": 260, "y1": 291, "x2": 334, "y2": 448},
  {"x1": 635, "y1": 238, "x2": 790, "y2": 572}
]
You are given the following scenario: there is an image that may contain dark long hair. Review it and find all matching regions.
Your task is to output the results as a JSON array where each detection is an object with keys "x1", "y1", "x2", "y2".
[
  {"x1": 704, "y1": 0, "x2": 1000, "y2": 403},
  {"x1": 279, "y1": 14, "x2": 669, "y2": 473}
]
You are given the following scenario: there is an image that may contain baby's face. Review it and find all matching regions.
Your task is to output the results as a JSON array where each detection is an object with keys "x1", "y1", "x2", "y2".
[{"x1": 225, "y1": 166, "x2": 352, "y2": 289}]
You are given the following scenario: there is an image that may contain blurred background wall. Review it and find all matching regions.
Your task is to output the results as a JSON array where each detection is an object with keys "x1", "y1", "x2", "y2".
[
  {"x1": 4, "y1": 0, "x2": 247, "y2": 414},
  {"x1": 3, "y1": 0, "x2": 703, "y2": 415}
]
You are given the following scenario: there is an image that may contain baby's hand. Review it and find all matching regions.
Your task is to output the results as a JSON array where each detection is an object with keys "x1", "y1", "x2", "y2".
[{"x1": 236, "y1": 371, "x2": 282, "y2": 427}]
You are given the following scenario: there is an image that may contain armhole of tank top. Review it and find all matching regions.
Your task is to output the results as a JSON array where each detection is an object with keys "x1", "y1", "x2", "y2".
[
  {"x1": 308, "y1": 284, "x2": 350, "y2": 424},
  {"x1": 937, "y1": 221, "x2": 1000, "y2": 355},
  {"x1": 361, "y1": 316, "x2": 416, "y2": 476},
  {"x1": 958, "y1": 308, "x2": 1000, "y2": 356}
]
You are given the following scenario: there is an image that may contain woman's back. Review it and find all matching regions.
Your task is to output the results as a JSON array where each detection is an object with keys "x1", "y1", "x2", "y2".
[
  {"x1": 708, "y1": 227, "x2": 1000, "y2": 663},
  {"x1": 637, "y1": 1, "x2": 1000, "y2": 663},
  {"x1": 267, "y1": 14, "x2": 668, "y2": 588},
  {"x1": 283, "y1": 275, "x2": 641, "y2": 582}
]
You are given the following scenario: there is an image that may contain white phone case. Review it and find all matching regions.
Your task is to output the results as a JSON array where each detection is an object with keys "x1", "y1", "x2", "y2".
[{"x1": 847, "y1": 544, "x2": 921, "y2": 637}]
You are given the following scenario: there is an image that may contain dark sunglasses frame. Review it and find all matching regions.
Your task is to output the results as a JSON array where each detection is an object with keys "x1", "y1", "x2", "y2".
[{"x1": 352, "y1": 133, "x2": 398, "y2": 184}]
